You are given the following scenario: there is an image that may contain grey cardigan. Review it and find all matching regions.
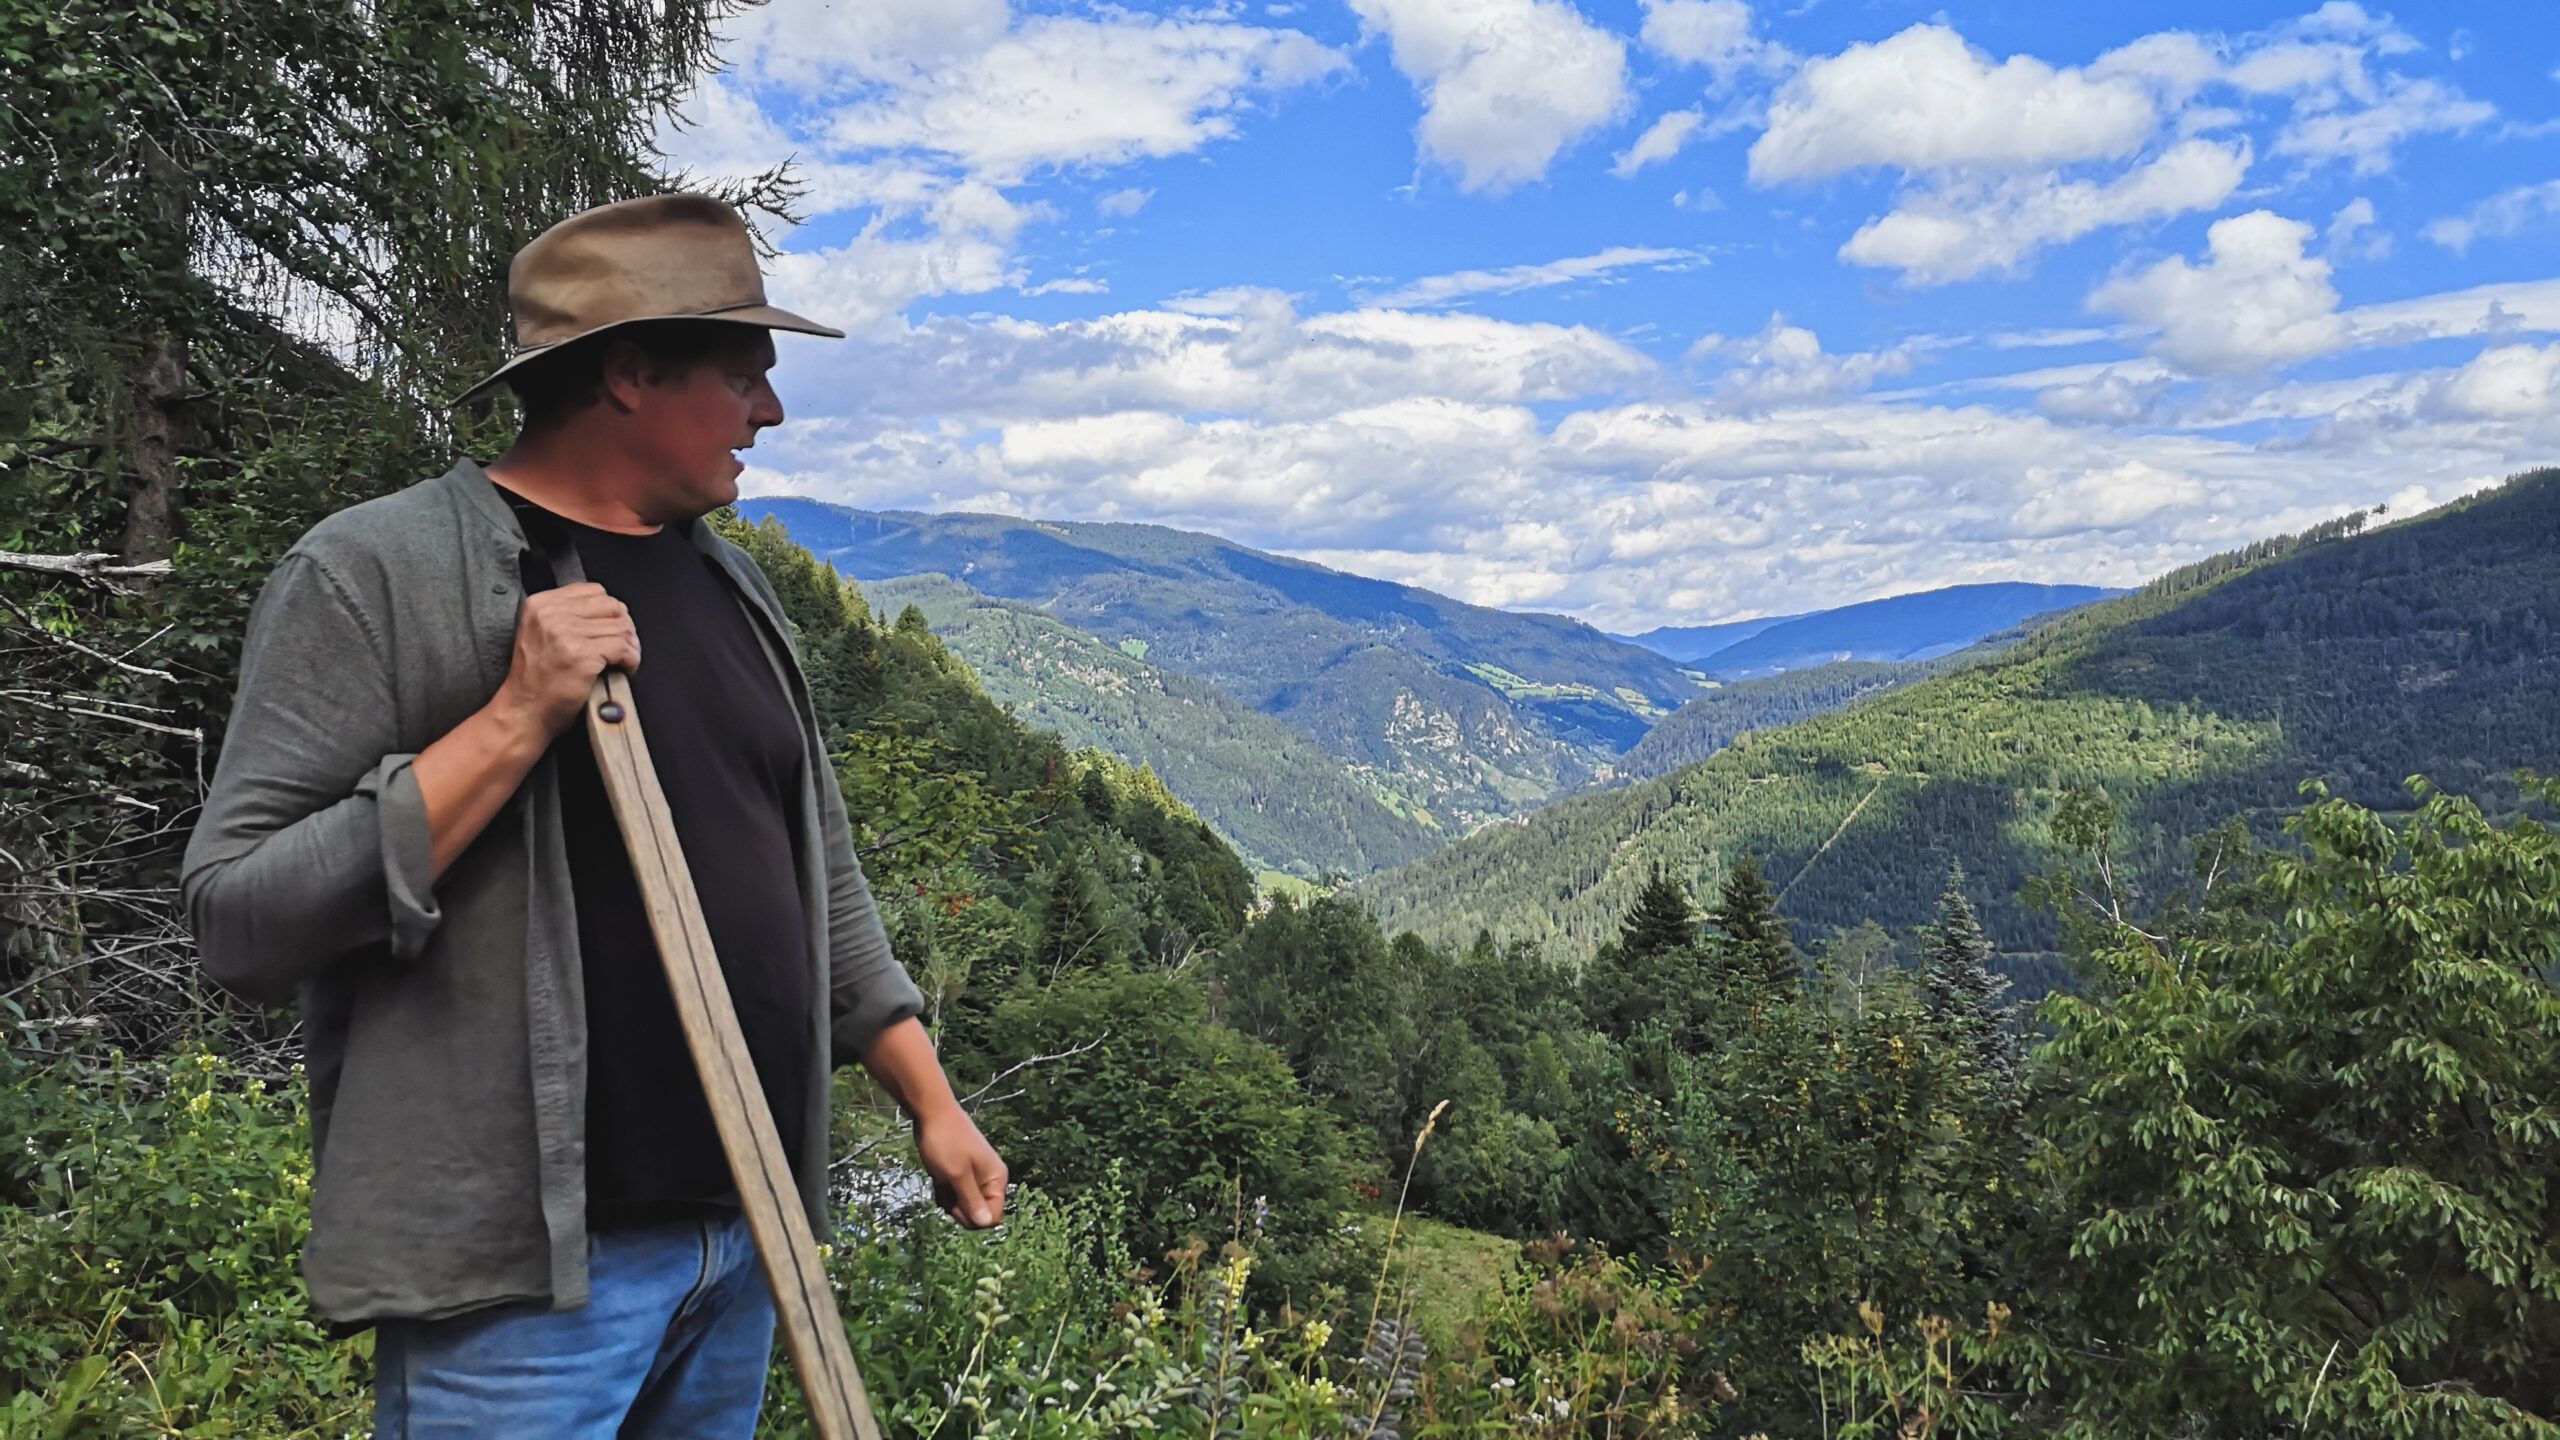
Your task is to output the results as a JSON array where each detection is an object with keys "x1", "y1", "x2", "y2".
[{"x1": 180, "y1": 459, "x2": 923, "y2": 1325}]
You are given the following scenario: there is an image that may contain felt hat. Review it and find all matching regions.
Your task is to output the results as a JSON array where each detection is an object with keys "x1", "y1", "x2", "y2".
[{"x1": 455, "y1": 193, "x2": 841, "y2": 405}]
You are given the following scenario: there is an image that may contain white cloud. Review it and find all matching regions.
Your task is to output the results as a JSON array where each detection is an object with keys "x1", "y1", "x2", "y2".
[
  {"x1": 743, "y1": 296, "x2": 2560, "y2": 630},
  {"x1": 2036, "y1": 368, "x2": 2177, "y2": 425},
  {"x1": 2271, "y1": 76, "x2": 2493, "y2": 176},
  {"x1": 763, "y1": 181, "x2": 1037, "y2": 335},
  {"x1": 2090, "y1": 210, "x2": 2347, "y2": 375},
  {"x1": 1612, "y1": 110, "x2": 1705, "y2": 178},
  {"x1": 1637, "y1": 0, "x2": 1791, "y2": 83},
  {"x1": 1350, "y1": 0, "x2": 1632, "y2": 192},
  {"x1": 2089, "y1": 31, "x2": 2224, "y2": 106},
  {"x1": 1750, "y1": 24, "x2": 2159, "y2": 182},
  {"x1": 2434, "y1": 343, "x2": 2560, "y2": 420},
  {"x1": 2011, "y1": 461, "x2": 2209, "y2": 537},
  {"x1": 1022, "y1": 277, "x2": 1109, "y2": 296},
  {"x1": 1840, "y1": 138, "x2": 2250, "y2": 285},
  {"x1": 1364, "y1": 246, "x2": 1700, "y2": 308},
  {"x1": 1692, "y1": 314, "x2": 1920, "y2": 406},
  {"x1": 772, "y1": 297, "x2": 1656, "y2": 426},
  {"x1": 2424, "y1": 181, "x2": 2560, "y2": 254},
  {"x1": 2324, "y1": 196, "x2": 2388, "y2": 259},
  {"x1": 2342, "y1": 278, "x2": 2560, "y2": 349},
  {"x1": 816, "y1": 14, "x2": 1345, "y2": 184},
  {"x1": 1097, "y1": 187, "x2": 1155, "y2": 218}
]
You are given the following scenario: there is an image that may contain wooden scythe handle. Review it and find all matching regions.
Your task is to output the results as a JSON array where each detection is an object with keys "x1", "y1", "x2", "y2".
[{"x1": 583, "y1": 665, "x2": 885, "y2": 1440}]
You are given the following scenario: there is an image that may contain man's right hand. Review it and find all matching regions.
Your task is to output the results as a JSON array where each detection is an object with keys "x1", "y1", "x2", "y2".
[{"x1": 495, "y1": 582, "x2": 642, "y2": 738}]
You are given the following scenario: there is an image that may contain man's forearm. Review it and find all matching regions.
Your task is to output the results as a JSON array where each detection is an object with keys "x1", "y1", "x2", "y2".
[
  {"x1": 859, "y1": 1015, "x2": 963, "y2": 1122},
  {"x1": 413, "y1": 693, "x2": 552, "y2": 880}
]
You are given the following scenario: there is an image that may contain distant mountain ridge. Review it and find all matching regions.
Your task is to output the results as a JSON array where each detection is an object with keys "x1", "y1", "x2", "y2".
[
  {"x1": 1357, "y1": 471, "x2": 2560, "y2": 973},
  {"x1": 1621, "y1": 583, "x2": 2121, "y2": 677},
  {"x1": 740, "y1": 497, "x2": 1708, "y2": 835}
]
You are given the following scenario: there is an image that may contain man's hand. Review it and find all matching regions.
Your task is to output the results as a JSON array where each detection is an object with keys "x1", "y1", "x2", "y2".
[
  {"x1": 915, "y1": 1104, "x2": 1008, "y2": 1229},
  {"x1": 495, "y1": 582, "x2": 642, "y2": 737}
]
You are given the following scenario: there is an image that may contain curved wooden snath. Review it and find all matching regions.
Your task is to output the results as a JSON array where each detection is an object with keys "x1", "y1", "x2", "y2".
[{"x1": 583, "y1": 664, "x2": 884, "y2": 1440}]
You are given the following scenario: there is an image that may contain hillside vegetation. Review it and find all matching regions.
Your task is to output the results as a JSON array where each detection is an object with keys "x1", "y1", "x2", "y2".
[
  {"x1": 1358, "y1": 471, "x2": 2560, "y2": 970},
  {"x1": 864, "y1": 573, "x2": 1442, "y2": 877}
]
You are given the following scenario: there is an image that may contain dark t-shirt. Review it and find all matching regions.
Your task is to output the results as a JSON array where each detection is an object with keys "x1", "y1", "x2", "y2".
[{"x1": 508, "y1": 489, "x2": 814, "y2": 1225}]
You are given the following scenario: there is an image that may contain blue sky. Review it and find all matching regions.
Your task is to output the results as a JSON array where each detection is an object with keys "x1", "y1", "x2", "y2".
[{"x1": 663, "y1": 0, "x2": 2560, "y2": 631}]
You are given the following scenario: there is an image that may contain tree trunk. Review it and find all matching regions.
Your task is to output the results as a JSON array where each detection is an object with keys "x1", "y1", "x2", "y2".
[{"x1": 121, "y1": 333, "x2": 190, "y2": 565}]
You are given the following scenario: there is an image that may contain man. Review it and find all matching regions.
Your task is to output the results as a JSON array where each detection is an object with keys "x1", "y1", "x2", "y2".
[{"x1": 182, "y1": 193, "x2": 1006, "y2": 1436}]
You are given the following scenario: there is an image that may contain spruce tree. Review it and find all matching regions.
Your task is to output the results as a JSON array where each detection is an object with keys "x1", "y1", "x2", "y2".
[
  {"x1": 1922, "y1": 865, "x2": 2014, "y2": 1085},
  {"x1": 1707, "y1": 852, "x2": 1799, "y2": 998},
  {"x1": 1618, "y1": 863, "x2": 1699, "y2": 959}
]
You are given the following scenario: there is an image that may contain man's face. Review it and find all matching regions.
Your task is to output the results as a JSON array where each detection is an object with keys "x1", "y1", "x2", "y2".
[{"x1": 622, "y1": 330, "x2": 783, "y2": 520}]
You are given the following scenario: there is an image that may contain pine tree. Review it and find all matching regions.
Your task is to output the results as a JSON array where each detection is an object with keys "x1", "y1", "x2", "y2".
[
  {"x1": 1618, "y1": 863, "x2": 1699, "y2": 960},
  {"x1": 1707, "y1": 852, "x2": 1798, "y2": 998},
  {"x1": 1922, "y1": 864, "x2": 2014, "y2": 1085}
]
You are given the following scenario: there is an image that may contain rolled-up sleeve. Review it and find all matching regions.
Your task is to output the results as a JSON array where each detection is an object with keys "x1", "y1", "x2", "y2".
[
  {"x1": 816, "y1": 748, "x2": 925, "y2": 1063},
  {"x1": 182, "y1": 553, "x2": 442, "y2": 1005}
]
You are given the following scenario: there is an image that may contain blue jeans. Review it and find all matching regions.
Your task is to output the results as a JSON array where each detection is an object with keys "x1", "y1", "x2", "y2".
[{"x1": 373, "y1": 1209, "x2": 776, "y2": 1438}]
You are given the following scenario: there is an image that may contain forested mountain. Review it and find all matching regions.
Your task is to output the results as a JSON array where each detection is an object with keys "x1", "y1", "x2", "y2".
[
  {"x1": 740, "y1": 497, "x2": 1708, "y2": 831},
  {"x1": 1615, "y1": 658, "x2": 1944, "y2": 781},
  {"x1": 1358, "y1": 471, "x2": 2560, "y2": 970},
  {"x1": 1669, "y1": 582, "x2": 2119, "y2": 678},
  {"x1": 864, "y1": 573, "x2": 1442, "y2": 878}
]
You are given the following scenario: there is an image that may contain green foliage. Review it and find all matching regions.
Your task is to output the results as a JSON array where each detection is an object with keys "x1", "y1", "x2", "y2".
[
  {"x1": 1616, "y1": 864, "x2": 1699, "y2": 962},
  {"x1": 0, "y1": 1047, "x2": 365, "y2": 1436},
  {"x1": 1705, "y1": 851, "x2": 1797, "y2": 998},
  {"x1": 974, "y1": 968, "x2": 1379, "y2": 1302},
  {"x1": 1922, "y1": 867, "x2": 2016, "y2": 1090},
  {"x1": 1619, "y1": 659, "x2": 1948, "y2": 781},
  {"x1": 2022, "y1": 777, "x2": 2560, "y2": 1436}
]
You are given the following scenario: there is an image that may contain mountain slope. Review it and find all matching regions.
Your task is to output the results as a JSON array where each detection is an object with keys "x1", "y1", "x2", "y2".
[
  {"x1": 1356, "y1": 471, "x2": 2560, "y2": 967},
  {"x1": 1689, "y1": 582, "x2": 2120, "y2": 679},
  {"x1": 864, "y1": 574, "x2": 1441, "y2": 878},
  {"x1": 1614, "y1": 613, "x2": 1805, "y2": 663},
  {"x1": 740, "y1": 497, "x2": 1708, "y2": 831},
  {"x1": 1615, "y1": 660, "x2": 1941, "y2": 782}
]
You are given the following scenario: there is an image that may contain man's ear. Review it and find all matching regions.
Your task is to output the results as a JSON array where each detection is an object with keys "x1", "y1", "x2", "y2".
[{"x1": 596, "y1": 336, "x2": 654, "y2": 414}]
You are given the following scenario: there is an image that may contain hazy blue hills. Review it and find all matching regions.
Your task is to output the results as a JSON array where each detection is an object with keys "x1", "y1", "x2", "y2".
[
  {"x1": 740, "y1": 497, "x2": 1709, "y2": 833},
  {"x1": 1621, "y1": 582, "x2": 2121, "y2": 678},
  {"x1": 1613, "y1": 613, "x2": 1805, "y2": 662},
  {"x1": 1359, "y1": 471, "x2": 2560, "y2": 977},
  {"x1": 862, "y1": 574, "x2": 1442, "y2": 879}
]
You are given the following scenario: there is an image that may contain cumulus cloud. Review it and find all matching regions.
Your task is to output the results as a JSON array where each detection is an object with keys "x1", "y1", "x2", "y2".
[
  {"x1": 814, "y1": 14, "x2": 1345, "y2": 184},
  {"x1": 2424, "y1": 181, "x2": 2560, "y2": 254},
  {"x1": 2090, "y1": 210, "x2": 2347, "y2": 374},
  {"x1": 1363, "y1": 246, "x2": 1700, "y2": 308},
  {"x1": 2011, "y1": 461, "x2": 2209, "y2": 538},
  {"x1": 2434, "y1": 342, "x2": 2560, "y2": 419},
  {"x1": 1350, "y1": 0, "x2": 1631, "y2": 192},
  {"x1": 1692, "y1": 315, "x2": 1921, "y2": 406},
  {"x1": 1750, "y1": 24, "x2": 2159, "y2": 183},
  {"x1": 1612, "y1": 110, "x2": 1705, "y2": 177},
  {"x1": 1637, "y1": 0, "x2": 1791, "y2": 83},
  {"x1": 1840, "y1": 137, "x2": 2250, "y2": 284}
]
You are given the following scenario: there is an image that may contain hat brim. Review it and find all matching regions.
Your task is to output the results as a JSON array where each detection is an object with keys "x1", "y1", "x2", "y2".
[{"x1": 451, "y1": 303, "x2": 845, "y2": 407}]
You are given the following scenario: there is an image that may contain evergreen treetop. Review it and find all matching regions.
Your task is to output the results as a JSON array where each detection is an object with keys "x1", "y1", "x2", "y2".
[{"x1": 1707, "y1": 852, "x2": 1798, "y2": 998}]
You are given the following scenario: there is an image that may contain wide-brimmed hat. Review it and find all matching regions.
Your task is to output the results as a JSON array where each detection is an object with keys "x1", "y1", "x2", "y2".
[{"x1": 455, "y1": 193, "x2": 842, "y2": 405}]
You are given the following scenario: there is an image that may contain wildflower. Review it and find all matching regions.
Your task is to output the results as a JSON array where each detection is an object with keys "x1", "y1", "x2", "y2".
[
  {"x1": 1301, "y1": 1319, "x2": 1332, "y2": 1350},
  {"x1": 186, "y1": 1092, "x2": 212, "y2": 1117}
]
